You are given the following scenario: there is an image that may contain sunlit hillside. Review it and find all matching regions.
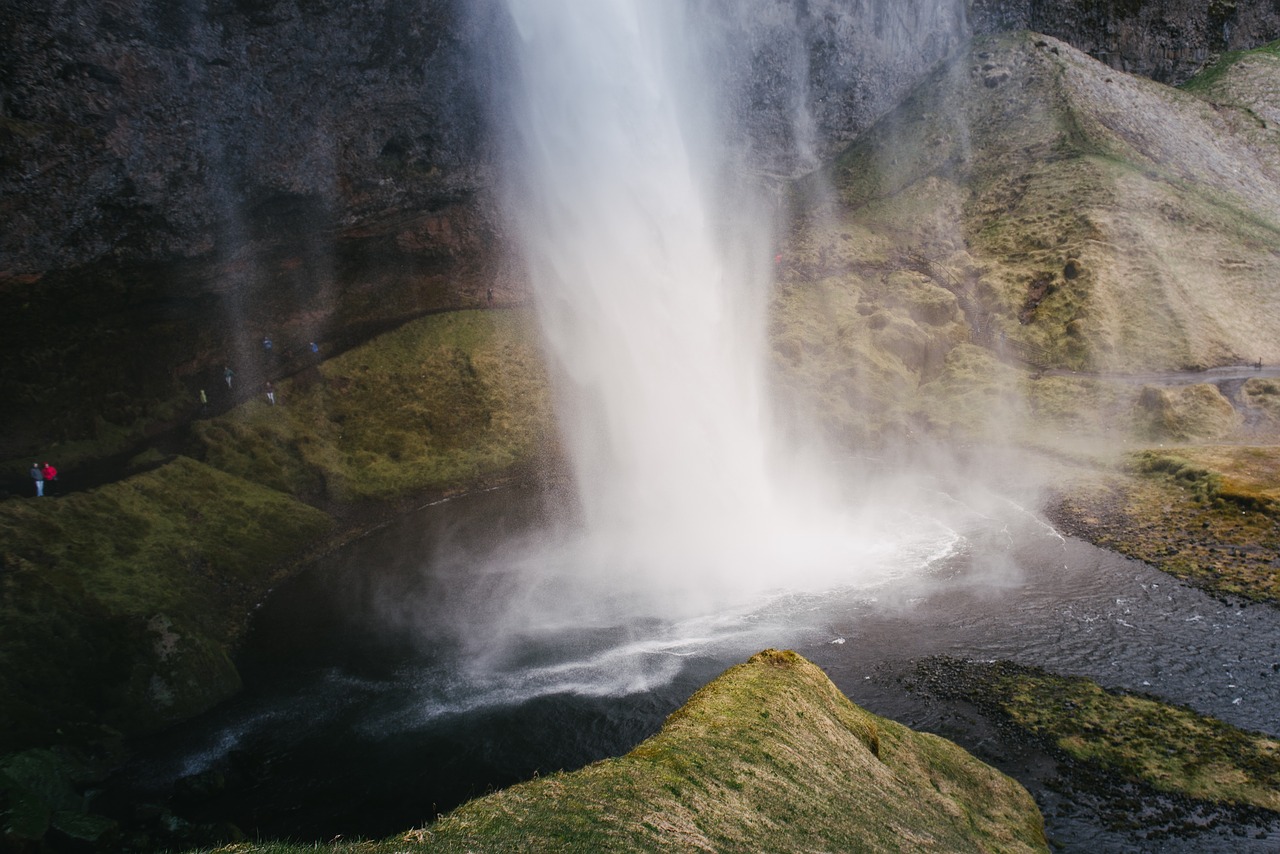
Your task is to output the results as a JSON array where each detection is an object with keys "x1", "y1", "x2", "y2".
[{"x1": 773, "y1": 32, "x2": 1280, "y2": 446}]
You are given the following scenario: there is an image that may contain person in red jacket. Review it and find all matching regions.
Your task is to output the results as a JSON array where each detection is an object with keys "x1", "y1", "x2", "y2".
[{"x1": 41, "y1": 462, "x2": 57, "y2": 495}]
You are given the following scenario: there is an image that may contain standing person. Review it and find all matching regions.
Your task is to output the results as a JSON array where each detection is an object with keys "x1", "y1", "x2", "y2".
[
  {"x1": 262, "y1": 336, "x2": 273, "y2": 355},
  {"x1": 309, "y1": 341, "x2": 319, "y2": 358},
  {"x1": 224, "y1": 365, "x2": 234, "y2": 389},
  {"x1": 42, "y1": 462, "x2": 57, "y2": 490},
  {"x1": 265, "y1": 381, "x2": 276, "y2": 406},
  {"x1": 29, "y1": 463, "x2": 44, "y2": 497},
  {"x1": 199, "y1": 388, "x2": 209, "y2": 415}
]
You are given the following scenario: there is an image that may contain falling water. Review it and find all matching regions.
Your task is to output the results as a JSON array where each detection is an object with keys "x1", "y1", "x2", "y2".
[{"x1": 490, "y1": 0, "x2": 936, "y2": 620}]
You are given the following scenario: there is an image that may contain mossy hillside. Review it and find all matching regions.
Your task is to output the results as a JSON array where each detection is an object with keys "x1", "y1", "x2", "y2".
[
  {"x1": 202, "y1": 650, "x2": 1047, "y2": 854},
  {"x1": 914, "y1": 658, "x2": 1280, "y2": 812},
  {"x1": 0, "y1": 456, "x2": 332, "y2": 750},
  {"x1": 914, "y1": 343, "x2": 1029, "y2": 440},
  {"x1": 770, "y1": 209, "x2": 982, "y2": 446},
  {"x1": 803, "y1": 30, "x2": 1280, "y2": 406},
  {"x1": 1022, "y1": 371, "x2": 1279, "y2": 461},
  {"x1": 193, "y1": 309, "x2": 553, "y2": 504},
  {"x1": 1179, "y1": 38, "x2": 1280, "y2": 121},
  {"x1": 1023, "y1": 373, "x2": 1135, "y2": 438},
  {"x1": 1052, "y1": 446, "x2": 1280, "y2": 603}
]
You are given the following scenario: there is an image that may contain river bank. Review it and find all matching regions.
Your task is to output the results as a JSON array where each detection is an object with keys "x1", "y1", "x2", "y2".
[{"x1": 1047, "y1": 444, "x2": 1280, "y2": 606}]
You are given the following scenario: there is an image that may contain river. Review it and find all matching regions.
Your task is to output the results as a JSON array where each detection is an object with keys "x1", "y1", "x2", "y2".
[{"x1": 110, "y1": 480, "x2": 1280, "y2": 852}]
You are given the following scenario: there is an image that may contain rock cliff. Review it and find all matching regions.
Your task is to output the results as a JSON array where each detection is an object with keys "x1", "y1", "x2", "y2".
[
  {"x1": 1, "y1": 0, "x2": 1277, "y2": 468},
  {"x1": 970, "y1": 0, "x2": 1280, "y2": 83}
]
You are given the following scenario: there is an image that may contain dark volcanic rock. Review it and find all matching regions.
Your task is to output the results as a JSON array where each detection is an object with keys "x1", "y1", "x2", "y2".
[
  {"x1": 969, "y1": 0, "x2": 1280, "y2": 84},
  {"x1": 0, "y1": 0, "x2": 503, "y2": 460},
  {"x1": 1, "y1": 0, "x2": 484, "y2": 273},
  {"x1": 0, "y1": 0, "x2": 1276, "y2": 463}
]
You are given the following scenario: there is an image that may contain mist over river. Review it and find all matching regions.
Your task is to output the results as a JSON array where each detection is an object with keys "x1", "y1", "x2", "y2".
[
  {"x1": 60, "y1": 1, "x2": 1280, "y2": 850},
  {"x1": 109, "y1": 481, "x2": 1280, "y2": 852}
]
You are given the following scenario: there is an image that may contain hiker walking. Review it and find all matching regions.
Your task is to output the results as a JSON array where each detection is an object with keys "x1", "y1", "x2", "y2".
[
  {"x1": 224, "y1": 365, "x2": 234, "y2": 389},
  {"x1": 265, "y1": 381, "x2": 276, "y2": 406},
  {"x1": 30, "y1": 463, "x2": 44, "y2": 497}
]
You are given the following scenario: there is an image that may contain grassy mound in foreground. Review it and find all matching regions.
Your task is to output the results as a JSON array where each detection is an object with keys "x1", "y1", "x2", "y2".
[{"x1": 207, "y1": 650, "x2": 1047, "y2": 854}]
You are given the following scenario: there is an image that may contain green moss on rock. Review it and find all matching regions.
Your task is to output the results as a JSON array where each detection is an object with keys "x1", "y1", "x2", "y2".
[
  {"x1": 193, "y1": 309, "x2": 552, "y2": 504},
  {"x1": 0, "y1": 456, "x2": 332, "y2": 749},
  {"x1": 914, "y1": 658, "x2": 1280, "y2": 812}
]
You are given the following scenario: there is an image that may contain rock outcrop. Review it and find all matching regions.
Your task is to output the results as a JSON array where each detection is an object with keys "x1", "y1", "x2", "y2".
[
  {"x1": 0, "y1": 0, "x2": 501, "y2": 467},
  {"x1": 970, "y1": 0, "x2": 1280, "y2": 84}
]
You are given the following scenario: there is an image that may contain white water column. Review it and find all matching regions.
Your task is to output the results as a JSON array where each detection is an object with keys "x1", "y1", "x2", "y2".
[{"x1": 495, "y1": 0, "x2": 919, "y2": 613}]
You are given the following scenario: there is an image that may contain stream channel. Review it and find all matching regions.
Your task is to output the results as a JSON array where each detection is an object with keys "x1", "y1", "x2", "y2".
[{"x1": 112, "y1": 481, "x2": 1280, "y2": 852}]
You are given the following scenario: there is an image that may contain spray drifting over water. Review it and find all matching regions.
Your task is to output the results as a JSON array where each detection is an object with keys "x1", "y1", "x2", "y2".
[{"x1": 487, "y1": 0, "x2": 958, "y2": 624}]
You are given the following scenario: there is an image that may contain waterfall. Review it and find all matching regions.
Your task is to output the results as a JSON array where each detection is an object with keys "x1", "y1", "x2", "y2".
[{"x1": 485, "y1": 0, "x2": 948, "y2": 622}]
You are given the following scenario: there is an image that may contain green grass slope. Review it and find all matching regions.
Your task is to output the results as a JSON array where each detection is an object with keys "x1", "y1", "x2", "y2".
[
  {"x1": 0, "y1": 307, "x2": 553, "y2": 756},
  {"x1": 0, "y1": 457, "x2": 332, "y2": 751},
  {"x1": 203, "y1": 650, "x2": 1047, "y2": 854},
  {"x1": 773, "y1": 32, "x2": 1280, "y2": 448},
  {"x1": 193, "y1": 308, "x2": 553, "y2": 504}
]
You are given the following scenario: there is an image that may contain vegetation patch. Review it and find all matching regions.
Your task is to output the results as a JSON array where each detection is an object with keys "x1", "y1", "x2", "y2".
[
  {"x1": 907, "y1": 658, "x2": 1280, "y2": 813},
  {"x1": 1050, "y1": 446, "x2": 1280, "y2": 603},
  {"x1": 1243, "y1": 377, "x2": 1280, "y2": 422},
  {"x1": 0, "y1": 746, "x2": 120, "y2": 848},
  {"x1": 0, "y1": 456, "x2": 332, "y2": 751},
  {"x1": 198, "y1": 651, "x2": 1047, "y2": 853},
  {"x1": 1134, "y1": 384, "x2": 1241, "y2": 441},
  {"x1": 192, "y1": 309, "x2": 553, "y2": 504},
  {"x1": 1179, "y1": 39, "x2": 1280, "y2": 95}
]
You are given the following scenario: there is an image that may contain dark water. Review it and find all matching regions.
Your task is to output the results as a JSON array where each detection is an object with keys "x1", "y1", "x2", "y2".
[{"x1": 111, "y1": 483, "x2": 1280, "y2": 852}]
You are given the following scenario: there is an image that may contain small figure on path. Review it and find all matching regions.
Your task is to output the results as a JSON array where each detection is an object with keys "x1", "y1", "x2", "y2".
[
  {"x1": 30, "y1": 463, "x2": 44, "y2": 497},
  {"x1": 265, "y1": 381, "x2": 276, "y2": 406},
  {"x1": 309, "y1": 341, "x2": 320, "y2": 358},
  {"x1": 262, "y1": 336, "x2": 273, "y2": 354},
  {"x1": 224, "y1": 365, "x2": 234, "y2": 388},
  {"x1": 486, "y1": 287, "x2": 494, "y2": 306},
  {"x1": 199, "y1": 388, "x2": 208, "y2": 415}
]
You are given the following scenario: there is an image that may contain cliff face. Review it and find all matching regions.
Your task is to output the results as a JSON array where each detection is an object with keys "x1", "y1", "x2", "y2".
[
  {"x1": 0, "y1": 0, "x2": 506, "y2": 466},
  {"x1": 970, "y1": 0, "x2": 1280, "y2": 84},
  {"x1": 2, "y1": 0, "x2": 484, "y2": 273},
  {"x1": 0, "y1": 0, "x2": 1277, "y2": 466}
]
